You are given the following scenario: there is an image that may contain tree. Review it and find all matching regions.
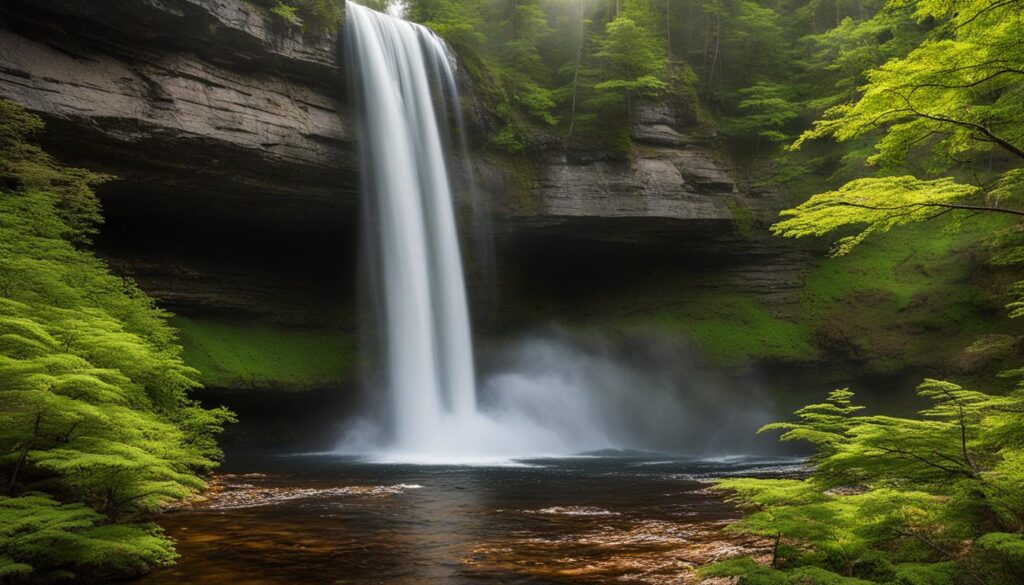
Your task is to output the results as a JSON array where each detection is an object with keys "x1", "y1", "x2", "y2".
[
  {"x1": 769, "y1": 0, "x2": 1024, "y2": 324},
  {"x1": 0, "y1": 99, "x2": 234, "y2": 581},
  {"x1": 489, "y1": 0, "x2": 557, "y2": 124},
  {"x1": 406, "y1": 0, "x2": 485, "y2": 48},
  {"x1": 724, "y1": 82, "x2": 800, "y2": 154},
  {"x1": 776, "y1": 0, "x2": 1024, "y2": 250},
  {"x1": 706, "y1": 378, "x2": 1024, "y2": 584},
  {"x1": 594, "y1": 0, "x2": 669, "y2": 113}
]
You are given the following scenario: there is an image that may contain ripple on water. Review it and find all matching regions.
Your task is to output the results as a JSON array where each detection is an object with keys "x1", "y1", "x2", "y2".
[{"x1": 527, "y1": 506, "x2": 621, "y2": 517}]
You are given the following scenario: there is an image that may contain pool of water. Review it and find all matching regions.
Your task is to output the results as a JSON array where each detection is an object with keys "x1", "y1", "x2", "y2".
[{"x1": 143, "y1": 452, "x2": 803, "y2": 584}]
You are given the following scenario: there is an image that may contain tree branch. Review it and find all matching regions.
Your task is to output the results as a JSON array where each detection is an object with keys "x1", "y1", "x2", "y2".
[
  {"x1": 833, "y1": 201, "x2": 1024, "y2": 218},
  {"x1": 896, "y1": 95, "x2": 1024, "y2": 160}
]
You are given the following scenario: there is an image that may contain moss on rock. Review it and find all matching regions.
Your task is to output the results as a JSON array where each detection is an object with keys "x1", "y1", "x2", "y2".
[{"x1": 172, "y1": 317, "x2": 356, "y2": 391}]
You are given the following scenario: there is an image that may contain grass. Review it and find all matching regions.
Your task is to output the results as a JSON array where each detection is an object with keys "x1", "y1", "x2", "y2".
[{"x1": 171, "y1": 317, "x2": 356, "y2": 391}]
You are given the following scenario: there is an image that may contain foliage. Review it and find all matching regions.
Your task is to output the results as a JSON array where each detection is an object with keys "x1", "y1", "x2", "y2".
[
  {"x1": 0, "y1": 494, "x2": 176, "y2": 581},
  {"x1": 724, "y1": 82, "x2": 800, "y2": 153},
  {"x1": 247, "y1": 0, "x2": 343, "y2": 33},
  {"x1": 0, "y1": 99, "x2": 234, "y2": 581},
  {"x1": 710, "y1": 376, "x2": 1024, "y2": 584},
  {"x1": 594, "y1": 2, "x2": 668, "y2": 103},
  {"x1": 406, "y1": 0, "x2": 485, "y2": 47},
  {"x1": 490, "y1": 0, "x2": 558, "y2": 125},
  {"x1": 778, "y1": 0, "x2": 1024, "y2": 261},
  {"x1": 700, "y1": 2, "x2": 1024, "y2": 582},
  {"x1": 401, "y1": 0, "x2": 672, "y2": 152},
  {"x1": 773, "y1": 176, "x2": 981, "y2": 255}
]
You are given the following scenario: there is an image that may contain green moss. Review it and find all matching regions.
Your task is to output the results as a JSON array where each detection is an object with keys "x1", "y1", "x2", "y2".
[
  {"x1": 171, "y1": 317, "x2": 356, "y2": 391},
  {"x1": 726, "y1": 199, "x2": 757, "y2": 240},
  {"x1": 627, "y1": 293, "x2": 818, "y2": 365},
  {"x1": 544, "y1": 271, "x2": 818, "y2": 367},
  {"x1": 684, "y1": 296, "x2": 817, "y2": 363},
  {"x1": 799, "y1": 215, "x2": 1017, "y2": 374}
]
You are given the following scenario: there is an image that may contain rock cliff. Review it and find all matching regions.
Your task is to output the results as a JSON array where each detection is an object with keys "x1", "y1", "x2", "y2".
[
  {"x1": 0, "y1": 0, "x2": 356, "y2": 227},
  {"x1": 0, "y1": 0, "x2": 813, "y2": 391}
]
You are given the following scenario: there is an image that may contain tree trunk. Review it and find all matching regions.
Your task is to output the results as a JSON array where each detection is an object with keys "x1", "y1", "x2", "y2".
[
  {"x1": 771, "y1": 533, "x2": 781, "y2": 568},
  {"x1": 665, "y1": 0, "x2": 672, "y2": 62},
  {"x1": 706, "y1": 15, "x2": 721, "y2": 98},
  {"x1": 8, "y1": 410, "x2": 43, "y2": 494},
  {"x1": 567, "y1": 0, "x2": 584, "y2": 139}
]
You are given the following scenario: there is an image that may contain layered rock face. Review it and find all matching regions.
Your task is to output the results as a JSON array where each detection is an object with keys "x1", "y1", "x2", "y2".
[
  {"x1": 0, "y1": 0, "x2": 364, "y2": 333},
  {"x1": 522, "y1": 107, "x2": 742, "y2": 240},
  {"x1": 496, "y1": 102, "x2": 811, "y2": 311},
  {"x1": 0, "y1": 0, "x2": 357, "y2": 227}
]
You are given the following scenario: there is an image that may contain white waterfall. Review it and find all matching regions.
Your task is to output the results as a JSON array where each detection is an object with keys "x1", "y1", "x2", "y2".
[
  {"x1": 345, "y1": 1, "x2": 477, "y2": 452},
  {"x1": 342, "y1": 3, "x2": 689, "y2": 463}
]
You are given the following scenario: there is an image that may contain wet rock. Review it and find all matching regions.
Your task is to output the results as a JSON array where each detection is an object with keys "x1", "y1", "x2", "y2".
[{"x1": 465, "y1": 517, "x2": 772, "y2": 584}]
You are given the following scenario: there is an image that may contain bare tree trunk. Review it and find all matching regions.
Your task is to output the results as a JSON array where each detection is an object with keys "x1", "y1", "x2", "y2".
[
  {"x1": 567, "y1": 0, "x2": 584, "y2": 138},
  {"x1": 706, "y1": 15, "x2": 721, "y2": 98},
  {"x1": 510, "y1": 0, "x2": 521, "y2": 98},
  {"x1": 665, "y1": 0, "x2": 672, "y2": 62}
]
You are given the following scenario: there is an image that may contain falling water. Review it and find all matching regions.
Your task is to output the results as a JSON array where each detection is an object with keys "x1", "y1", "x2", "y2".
[
  {"x1": 345, "y1": 1, "x2": 476, "y2": 451},
  {"x1": 341, "y1": 3, "x2": 754, "y2": 463}
]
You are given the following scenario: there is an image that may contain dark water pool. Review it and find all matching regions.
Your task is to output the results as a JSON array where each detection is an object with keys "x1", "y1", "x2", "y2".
[{"x1": 143, "y1": 453, "x2": 802, "y2": 584}]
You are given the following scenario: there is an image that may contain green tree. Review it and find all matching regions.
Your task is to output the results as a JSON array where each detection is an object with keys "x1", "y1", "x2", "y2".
[
  {"x1": 724, "y1": 82, "x2": 800, "y2": 154},
  {"x1": 0, "y1": 99, "x2": 233, "y2": 581},
  {"x1": 775, "y1": 0, "x2": 1024, "y2": 251},
  {"x1": 707, "y1": 378, "x2": 1024, "y2": 584},
  {"x1": 489, "y1": 0, "x2": 557, "y2": 124},
  {"x1": 406, "y1": 0, "x2": 485, "y2": 48},
  {"x1": 769, "y1": 0, "x2": 1024, "y2": 323},
  {"x1": 594, "y1": 0, "x2": 668, "y2": 114}
]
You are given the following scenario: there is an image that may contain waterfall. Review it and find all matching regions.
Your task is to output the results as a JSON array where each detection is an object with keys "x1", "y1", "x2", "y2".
[
  {"x1": 341, "y1": 3, "x2": 695, "y2": 463},
  {"x1": 345, "y1": 1, "x2": 477, "y2": 451}
]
